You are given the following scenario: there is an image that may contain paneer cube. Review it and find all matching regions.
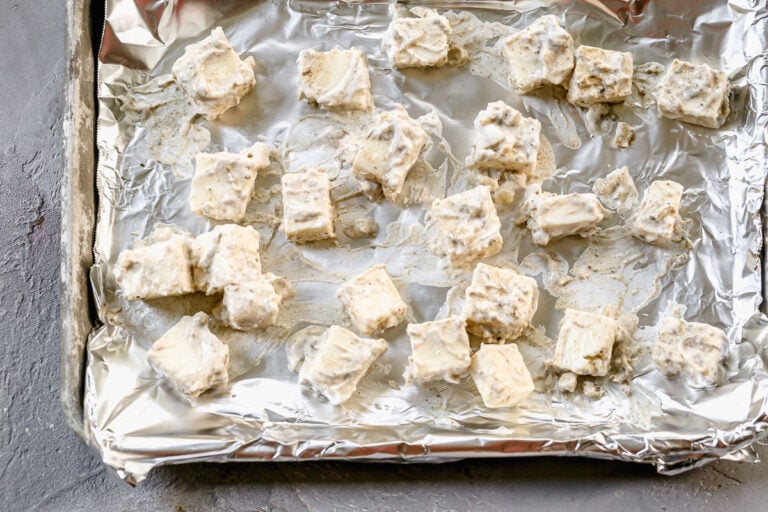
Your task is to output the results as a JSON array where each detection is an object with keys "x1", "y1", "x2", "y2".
[
  {"x1": 147, "y1": 313, "x2": 229, "y2": 397},
  {"x1": 352, "y1": 105, "x2": 429, "y2": 202},
  {"x1": 655, "y1": 59, "x2": 730, "y2": 129},
  {"x1": 218, "y1": 273, "x2": 283, "y2": 331},
  {"x1": 501, "y1": 15, "x2": 575, "y2": 94},
  {"x1": 297, "y1": 48, "x2": 373, "y2": 111},
  {"x1": 299, "y1": 325, "x2": 388, "y2": 405},
  {"x1": 630, "y1": 180, "x2": 684, "y2": 245},
  {"x1": 653, "y1": 317, "x2": 728, "y2": 388},
  {"x1": 405, "y1": 316, "x2": 471, "y2": 384},
  {"x1": 566, "y1": 46, "x2": 633, "y2": 107},
  {"x1": 471, "y1": 343, "x2": 535, "y2": 408},
  {"x1": 281, "y1": 167, "x2": 336, "y2": 243},
  {"x1": 466, "y1": 101, "x2": 542, "y2": 173},
  {"x1": 337, "y1": 265, "x2": 408, "y2": 335},
  {"x1": 463, "y1": 263, "x2": 539, "y2": 342},
  {"x1": 551, "y1": 309, "x2": 618, "y2": 376},
  {"x1": 114, "y1": 232, "x2": 195, "y2": 300},
  {"x1": 592, "y1": 166, "x2": 639, "y2": 215},
  {"x1": 172, "y1": 27, "x2": 256, "y2": 119},
  {"x1": 526, "y1": 190, "x2": 604, "y2": 245},
  {"x1": 383, "y1": 9, "x2": 451, "y2": 68},
  {"x1": 611, "y1": 122, "x2": 635, "y2": 148},
  {"x1": 425, "y1": 186, "x2": 503, "y2": 267},
  {"x1": 190, "y1": 143, "x2": 271, "y2": 222},
  {"x1": 190, "y1": 224, "x2": 261, "y2": 294}
]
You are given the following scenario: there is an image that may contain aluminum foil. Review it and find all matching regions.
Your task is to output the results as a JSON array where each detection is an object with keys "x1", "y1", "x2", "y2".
[{"x1": 86, "y1": 0, "x2": 768, "y2": 484}]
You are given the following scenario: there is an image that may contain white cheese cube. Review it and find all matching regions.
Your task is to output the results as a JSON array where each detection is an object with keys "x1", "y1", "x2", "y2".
[
  {"x1": 147, "y1": 313, "x2": 229, "y2": 397},
  {"x1": 653, "y1": 317, "x2": 728, "y2": 388},
  {"x1": 501, "y1": 15, "x2": 575, "y2": 94},
  {"x1": 114, "y1": 233, "x2": 195, "y2": 300},
  {"x1": 611, "y1": 122, "x2": 635, "y2": 148},
  {"x1": 426, "y1": 186, "x2": 503, "y2": 267},
  {"x1": 566, "y1": 46, "x2": 633, "y2": 107},
  {"x1": 551, "y1": 309, "x2": 618, "y2": 376},
  {"x1": 383, "y1": 9, "x2": 451, "y2": 68},
  {"x1": 471, "y1": 343, "x2": 535, "y2": 408},
  {"x1": 281, "y1": 167, "x2": 336, "y2": 243},
  {"x1": 299, "y1": 325, "x2": 388, "y2": 405},
  {"x1": 405, "y1": 316, "x2": 471, "y2": 384},
  {"x1": 466, "y1": 101, "x2": 542, "y2": 173},
  {"x1": 526, "y1": 191, "x2": 604, "y2": 245},
  {"x1": 297, "y1": 48, "x2": 373, "y2": 111},
  {"x1": 464, "y1": 263, "x2": 539, "y2": 342},
  {"x1": 351, "y1": 105, "x2": 429, "y2": 202},
  {"x1": 190, "y1": 224, "x2": 261, "y2": 295},
  {"x1": 592, "y1": 166, "x2": 639, "y2": 215},
  {"x1": 190, "y1": 143, "x2": 271, "y2": 222},
  {"x1": 172, "y1": 27, "x2": 256, "y2": 120},
  {"x1": 655, "y1": 59, "x2": 730, "y2": 129},
  {"x1": 630, "y1": 180, "x2": 683, "y2": 245},
  {"x1": 218, "y1": 273, "x2": 283, "y2": 331},
  {"x1": 337, "y1": 265, "x2": 408, "y2": 336}
]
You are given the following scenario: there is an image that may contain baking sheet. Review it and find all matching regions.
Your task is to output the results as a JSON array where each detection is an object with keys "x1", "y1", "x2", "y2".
[{"x1": 85, "y1": 0, "x2": 768, "y2": 483}]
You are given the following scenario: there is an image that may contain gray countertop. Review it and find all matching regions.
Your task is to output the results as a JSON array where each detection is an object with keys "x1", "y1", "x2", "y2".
[{"x1": 2, "y1": 2, "x2": 767, "y2": 511}]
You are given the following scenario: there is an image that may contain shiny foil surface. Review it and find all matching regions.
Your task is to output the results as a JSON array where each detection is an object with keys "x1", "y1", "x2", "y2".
[{"x1": 87, "y1": 0, "x2": 768, "y2": 484}]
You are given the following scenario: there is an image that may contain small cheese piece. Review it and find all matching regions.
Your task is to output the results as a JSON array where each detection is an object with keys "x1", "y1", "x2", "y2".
[
  {"x1": 466, "y1": 101, "x2": 542, "y2": 173},
  {"x1": 551, "y1": 309, "x2": 618, "y2": 377},
  {"x1": 383, "y1": 9, "x2": 451, "y2": 68},
  {"x1": 114, "y1": 233, "x2": 195, "y2": 300},
  {"x1": 611, "y1": 122, "x2": 635, "y2": 148},
  {"x1": 653, "y1": 317, "x2": 728, "y2": 388},
  {"x1": 172, "y1": 27, "x2": 256, "y2": 119},
  {"x1": 281, "y1": 167, "x2": 336, "y2": 243},
  {"x1": 631, "y1": 180, "x2": 684, "y2": 245},
  {"x1": 557, "y1": 372, "x2": 578, "y2": 393},
  {"x1": 297, "y1": 48, "x2": 373, "y2": 111},
  {"x1": 352, "y1": 105, "x2": 429, "y2": 202},
  {"x1": 405, "y1": 316, "x2": 471, "y2": 384},
  {"x1": 190, "y1": 143, "x2": 271, "y2": 222},
  {"x1": 147, "y1": 313, "x2": 229, "y2": 397},
  {"x1": 218, "y1": 273, "x2": 283, "y2": 331},
  {"x1": 501, "y1": 15, "x2": 575, "y2": 94},
  {"x1": 463, "y1": 263, "x2": 539, "y2": 342},
  {"x1": 526, "y1": 190, "x2": 604, "y2": 245},
  {"x1": 471, "y1": 343, "x2": 535, "y2": 408},
  {"x1": 566, "y1": 46, "x2": 633, "y2": 107},
  {"x1": 299, "y1": 325, "x2": 388, "y2": 405},
  {"x1": 337, "y1": 265, "x2": 408, "y2": 336},
  {"x1": 342, "y1": 217, "x2": 379, "y2": 239},
  {"x1": 190, "y1": 224, "x2": 261, "y2": 294},
  {"x1": 592, "y1": 166, "x2": 639, "y2": 215},
  {"x1": 655, "y1": 59, "x2": 730, "y2": 129},
  {"x1": 425, "y1": 186, "x2": 503, "y2": 267}
]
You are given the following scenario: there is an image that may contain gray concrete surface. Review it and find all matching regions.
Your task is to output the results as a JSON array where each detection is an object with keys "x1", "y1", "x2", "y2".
[{"x1": 2, "y1": 1, "x2": 768, "y2": 511}]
